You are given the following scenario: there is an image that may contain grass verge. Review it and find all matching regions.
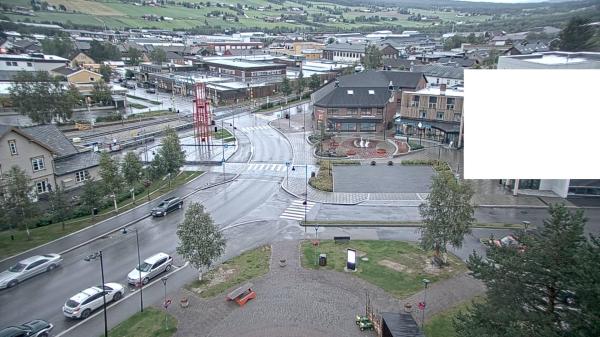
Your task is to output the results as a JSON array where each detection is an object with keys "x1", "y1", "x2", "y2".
[
  {"x1": 108, "y1": 307, "x2": 177, "y2": 337},
  {"x1": 127, "y1": 94, "x2": 161, "y2": 105},
  {"x1": 0, "y1": 171, "x2": 202, "y2": 259},
  {"x1": 301, "y1": 220, "x2": 531, "y2": 230},
  {"x1": 128, "y1": 102, "x2": 148, "y2": 109},
  {"x1": 186, "y1": 245, "x2": 271, "y2": 298},
  {"x1": 424, "y1": 296, "x2": 484, "y2": 337},
  {"x1": 213, "y1": 129, "x2": 235, "y2": 142},
  {"x1": 308, "y1": 159, "x2": 361, "y2": 192},
  {"x1": 301, "y1": 240, "x2": 466, "y2": 298}
]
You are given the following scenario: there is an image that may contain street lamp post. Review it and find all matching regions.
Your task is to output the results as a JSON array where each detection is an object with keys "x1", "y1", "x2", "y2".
[
  {"x1": 418, "y1": 122, "x2": 423, "y2": 146},
  {"x1": 161, "y1": 277, "x2": 168, "y2": 330},
  {"x1": 122, "y1": 227, "x2": 143, "y2": 312},
  {"x1": 84, "y1": 251, "x2": 108, "y2": 337},
  {"x1": 522, "y1": 221, "x2": 530, "y2": 235},
  {"x1": 421, "y1": 278, "x2": 430, "y2": 328}
]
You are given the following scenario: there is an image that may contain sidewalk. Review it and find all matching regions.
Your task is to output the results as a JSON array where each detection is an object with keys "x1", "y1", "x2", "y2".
[{"x1": 272, "y1": 112, "x2": 587, "y2": 209}]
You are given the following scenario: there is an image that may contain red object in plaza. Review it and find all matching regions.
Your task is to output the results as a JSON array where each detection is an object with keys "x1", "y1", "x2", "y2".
[
  {"x1": 194, "y1": 82, "x2": 212, "y2": 144},
  {"x1": 418, "y1": 301, "x2": 426, "y2": 310},
  {"x1": 226, "y1": 282, "x2": 257, "y2": 307}
]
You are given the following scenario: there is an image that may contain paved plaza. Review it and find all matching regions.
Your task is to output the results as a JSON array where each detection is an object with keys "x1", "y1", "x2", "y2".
[
  {"x1": 168, "y1": 240, "x2": 484, "y2": 337},
  {"x1": 333, "y1": 165, "x2": 435, "y2": 193}
]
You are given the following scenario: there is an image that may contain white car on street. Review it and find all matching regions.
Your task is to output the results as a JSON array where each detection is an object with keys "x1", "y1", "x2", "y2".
[
  {"x1": 62, "y1": 283, "x2": 124, "y2": 319},
  {"x1": 0, "y1": 254, "x2": 63, "y2": 289},
  {"x1": 127, "y1": 252, "x2": 173, "y2": 286}
]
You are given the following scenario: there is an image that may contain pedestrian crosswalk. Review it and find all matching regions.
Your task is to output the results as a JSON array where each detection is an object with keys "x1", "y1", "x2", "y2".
[
  {"x1": 280, "y1": 199, "x2": 316, "y2": 221},
  {"x1": 241, "y1": 125, "x2": 271, "y2": 132},
  {"x1": 247, "y1": 163, "x2": 286, "y2": 172}
]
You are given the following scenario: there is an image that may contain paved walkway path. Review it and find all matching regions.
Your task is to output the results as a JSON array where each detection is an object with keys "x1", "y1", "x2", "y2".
[{"x1": 168, "y1": 240, "x2": 486, "y2": 337}]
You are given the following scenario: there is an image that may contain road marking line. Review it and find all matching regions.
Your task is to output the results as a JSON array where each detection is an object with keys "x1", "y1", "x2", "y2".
[
  {"x1": 55, "y1": 262, "x2": 190, "y2": 337},
  {"x1": 280, "y1": 215, "x2": 304, "y2": 220},
  {"x1": 282, "y1": 209, "x2": 306, "y2": 216}
]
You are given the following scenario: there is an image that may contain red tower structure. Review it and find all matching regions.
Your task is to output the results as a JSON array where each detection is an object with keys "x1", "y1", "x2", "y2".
[{"x1": 193, "y1": 82, "x2": 212, "y2": 145}]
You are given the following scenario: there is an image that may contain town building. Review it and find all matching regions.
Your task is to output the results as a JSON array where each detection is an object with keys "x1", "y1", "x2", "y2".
[
  {"x1": 395, "y1": 84, "x2": 464, "y2": 147},
  {"x1": 410, "y1": 63, "x2": 464, "y2": 86},
  {"x1": 322, "y1": 42, "x2": 367, "y2": 63},
  {"x1": 70, "y1": 52, "x2": 96, "y2": 68},
  {"x1": 0, "y1": 124, "x2": 100, "y2": 196},
  {"x1": 312, "y1": 70, "x2": 427, "y2": 134},
  {"x1": 67, "y1": 69, "x2": 104, "y2": 93},
  {"x1": 503, "y1": 41, "x2": 550, "y2": 56},
  {"x1": 203, "y1": 58, "x2": 286, "y2": 84},
  {"x1": 0, "y1": 53, "x2": 68, "y2": 72},
  {"x1": 497, "y1": 51, "x2": 600, "y2": 198},
  {"x1": 497, "y1": 51, "x2": 600, "y2": 69}
]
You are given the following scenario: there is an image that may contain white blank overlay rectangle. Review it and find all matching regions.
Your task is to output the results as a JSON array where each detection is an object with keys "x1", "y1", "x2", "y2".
[{"x1": 464, "y1": 69, "x2": 600, "y2": 179}]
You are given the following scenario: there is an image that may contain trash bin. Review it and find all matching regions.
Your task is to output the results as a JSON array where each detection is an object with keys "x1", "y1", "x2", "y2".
[
  {"x1": 92, "y1": 208, "x2": 99, "y2": 215},
  {"x1": 319, "y1": 254, "x2": 327, "y2": 266}
]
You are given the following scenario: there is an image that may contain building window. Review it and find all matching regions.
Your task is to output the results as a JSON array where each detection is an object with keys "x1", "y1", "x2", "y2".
[
  {"x1": 75, "y1": 170, "x2": 90, "y2": 182},
  {"x1": 446, "y1": 98, "x2": 455, "y2": 110},
  {"x1": 90, "y1": 77, "x2": 95, "y2": 81},
  {"x1": 5, "y1": 61, "x2": 10, "y2": 66},
  {"x1": 8, "y1": 140, "x2": 17, "y2": 155},
  {"x1": 420, "y1": 111, "x2": 427, "y2": 119},
  {"x1": 410, "y1": 95, "x2": 420, "y2": 107},
  {"x1": 428, "y1": 97, "x2": 437, "y2": 109},
  {"x1": 348, "y1": 108, "x2": 358, "y2": 115},
  {"x1": 27, "y1": 62, "x2": 33, "y2": 67},
  {"x1": 376, "y1": 108, "x2": 384, "y2": 115},
  {"x1": 328, "y1": 108, "x2": 339, "y2": 115},
  {"x1": 436, "y1": 111, "x2": 444, "y2": 120},
  {"x1": 36, "y1": 180, "x2": 49, "y2": 194},
  {"x1": 339, "y1": 123, "x2": 357, "y2": 132},
  {"x1": 453, "y1": 113, "x2": 461, "y2": 122},
  {"x1": 360, "y1": 123, "x2": 376, "y2": 132},
  {"x1": 360, "y1": 108, "x2": 371, "y2": 115},
  {"x1": 31, "y1": 156, "x2": 45, "y2": 171}
]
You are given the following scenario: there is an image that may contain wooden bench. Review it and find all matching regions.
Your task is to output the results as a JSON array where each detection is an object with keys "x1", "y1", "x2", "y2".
[
  {"x1": 226, "y1": 282, "x2": 256, "y2": 307},
  {"x1": 334, "y1": 236, "x2": 351, "y2": 244}
]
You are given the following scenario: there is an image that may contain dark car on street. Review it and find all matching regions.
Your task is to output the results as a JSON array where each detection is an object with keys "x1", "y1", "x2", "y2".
[
  {"x1": 151, "y1": 197, "x2": 183, "y2": 217},
  {"x1": 145, "y1": 88, "x2": 156, "y2": 94},
  {"x1": 0, "y1": 319, "x2": 53, "y2": 337}
]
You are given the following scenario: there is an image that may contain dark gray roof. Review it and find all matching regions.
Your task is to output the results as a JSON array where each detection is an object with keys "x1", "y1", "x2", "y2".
[
  {"x1": 74, "y1": 41, "x2": 91, "y2": 51},
  {"x1": 336, "y1": 70, "x2": 425, "y2": 89},
  {"x1": 383, "y1": 58, "x2": 423, "y2": 70},
  {"x1": 411, "y1": 64, "x2": 464, "y2": 80},
  {"x1": 0, "y1": 70, "x2": 23, "y2": 82},
  {"x1": 323, "y1": 42, "x2": 366, "y2": 53},
  {"x1": 20, "y1": 124, "x2": 78, "y2": 157},
  {"x1": 438, "y1": 57, "x2": 476, "y2": 67},
  {"x1": 314, "y1": 71, "x2": 425, "y2": 108},
  {"x1": 54, "y1": 151, "x2": 100, "y2": 176},
  {"x1": 52, "y1": 66, "x2": 78, "y2": 76},
  {"x1": 510, "y1": 41, "x2": 549, "y2": 55},
  {"x1": 381, "y1": 312, "x2": 425, "y2": 337}
]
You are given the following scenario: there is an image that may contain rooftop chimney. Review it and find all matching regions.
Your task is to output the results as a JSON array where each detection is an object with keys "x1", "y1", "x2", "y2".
[{"x1": 440, "y1": 84, "x2": 447, "y2": 95}]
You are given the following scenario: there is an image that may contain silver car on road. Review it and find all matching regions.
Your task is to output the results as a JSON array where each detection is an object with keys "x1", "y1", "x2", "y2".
[{"x1": 0, "y1": 254, "x2": 63, "y2": 289}]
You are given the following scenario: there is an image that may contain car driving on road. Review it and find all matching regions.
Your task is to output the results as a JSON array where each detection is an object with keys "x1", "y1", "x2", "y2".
[
  {"x1": 0, "y1": 254, "x2": 63, "y2": 289},
  {"x1": 151, "y1": 197, "x2": 183, "y2": 217},
  {"x1": 0, "y1": 319, "x2": 54, "y2": 337},
  {"x1": 63, "y1": 283, "x2": 125, "y2": 319},
  {"x1": 127, "y1": 252, "x2": 173, "y2": 285}
]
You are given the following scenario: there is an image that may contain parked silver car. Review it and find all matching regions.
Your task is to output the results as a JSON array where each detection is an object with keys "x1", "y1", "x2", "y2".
[
  {"x1": 127, "y1": 252, "x2": 173, "y2": 285},
  {"x1": 0, "y1": 254, "x2": 63, "y2": 289},
  {"x1": 63, "y1": 283, "x2": 125, "y2": 319}
]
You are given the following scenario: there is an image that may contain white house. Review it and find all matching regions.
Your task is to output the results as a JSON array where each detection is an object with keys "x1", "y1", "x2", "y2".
[{"x1": 0, "y1": 53, "x2": 69, "y2": 72}]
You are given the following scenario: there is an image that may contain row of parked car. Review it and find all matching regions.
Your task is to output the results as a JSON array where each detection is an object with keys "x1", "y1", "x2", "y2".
[{"x1": 0, "y1": 198, "x2": 185, "y2": 336}]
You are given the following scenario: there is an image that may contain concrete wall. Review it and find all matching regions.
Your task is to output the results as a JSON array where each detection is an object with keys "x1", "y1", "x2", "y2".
[{"x1": 539, "y1": 179, "x2": 570, "y2": 198}]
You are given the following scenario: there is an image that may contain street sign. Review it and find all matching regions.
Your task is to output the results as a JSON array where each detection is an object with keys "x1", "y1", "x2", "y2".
[
  {"x1": 163, "y1": 299, "x2": 172, "y2": 308},
  {"x1": 418, "y1": 302, "x2": 426, "y2": 310},
  {"x1": 285, "y1": 161, "x2": 291, "y2": 167},
  {"x1": 224, "y1": 144, "x2": 229, "y2": 149}
]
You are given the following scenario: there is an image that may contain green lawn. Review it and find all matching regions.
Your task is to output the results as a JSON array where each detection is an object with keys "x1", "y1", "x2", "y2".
[
  {"x1": 108, "y1": 307, "x2": 177, "y2": 337},
  {"x1": 127, "y1": 95, "x2": 161, "y2": 105},
  {"x1": 301, "y1": 240, "x2": 466, "y2": 298},
  {"x1": 186, "y1": 245, "x2": 271, "y2": 298},
  {"x1": 128, "y1": 103, "x2": 147, "y2": 109},
  {"x1": 212, "y1": 129, "x2": 234, "y2": 141},
  {"x1": 0, "y1": 171, "x2": 202, "y2": 259},
  {"x1": 424, "y1": 297, "x2": 484, "y2": 337}
]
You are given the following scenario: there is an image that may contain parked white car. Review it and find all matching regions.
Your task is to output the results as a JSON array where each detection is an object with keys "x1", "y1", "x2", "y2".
[
  {"x1": 0, "y1": 254, "x2": 63, "y2": 289},
  {"x1": 62, "y1": 283, "x2": 125, "y2": 319},
  {"x1": 127, "y1": 252, "x2": 173, "y2": 286}
]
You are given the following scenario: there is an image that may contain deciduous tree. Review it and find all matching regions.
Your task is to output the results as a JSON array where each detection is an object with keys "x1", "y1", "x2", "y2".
[
  {"x1": 9, "y1": 71, "x2": 79, "y2": 123},
  {"x1": 150, "y1": 48, "x2": 167, "y2": 64},
  {"x1": 419, "y1": 170, "x2": 474, "y2": 262},
  {"x1": 127, "y1": 47, "x2": 143, "y2": 65},
  {"x1": 41, "y1": 36, "x2": 75, "y2": 58},
  {"x1": 364, "y1": 44, "x2": 382, "y2": 70},
  {"x1": 309, "y1": 73, "x2": 321, "y2": 92},
  {"x1": 295, "y1": 70, "x2": 305, "y2": 96},
  {"x1": 121, "y1": 151, "x2": 143, "y2": 188},
  {"x1": 157, "y1": 127, "x2": 185, "y2": 175},
  {"x1": 281, "y1": 76, "x2": 292, "y2": 99},
  {"x1": 99, "y1": 64, "x2": 112, "y2": 82},
  {"x1": 81, "y1": 178, "x2": 101, "y2": 217},
  {"x1": 89, "y1": 40, "x2": 121, "y2": 62},
  {"x1": 3, "y1": 166, "x2": 37, "y2": 240},
  {"x1": 559, "y1": 16, "x2": 594, "y2": 52},
  {"x1": 91, "y1": 79, "x2": 112, "y2": 105},
  {"x1": 48, "y1": 186, "x2": 71, "y2": 231},
  {"x1": 176, "y1": 202, "x2": 226, "y2": 280},
  {"x1": 99, "y1": 152, "x2": 123, "y2": 196}
]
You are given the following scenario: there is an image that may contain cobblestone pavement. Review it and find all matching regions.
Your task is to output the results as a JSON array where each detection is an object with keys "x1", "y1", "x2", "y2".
[{"x1": 169, "y1": 240, "x2": 485, "y2": 337}]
